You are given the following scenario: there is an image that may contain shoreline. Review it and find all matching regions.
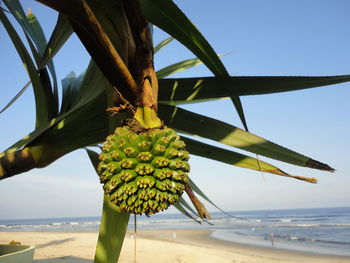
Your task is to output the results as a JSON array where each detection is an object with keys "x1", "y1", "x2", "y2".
[
  {"x1": 1, "y1": 229, "x2": 349, "y2": 262},
  {"x1": 136, "y1": 229, "x2": 350, "y2": 261}
]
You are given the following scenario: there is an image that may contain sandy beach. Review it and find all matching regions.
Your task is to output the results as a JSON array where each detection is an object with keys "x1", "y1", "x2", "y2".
[{"x1": 1, "y1": 229, "x2": 349, "y2": 263}]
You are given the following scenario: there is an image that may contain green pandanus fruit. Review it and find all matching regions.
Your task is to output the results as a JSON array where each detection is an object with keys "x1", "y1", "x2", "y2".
[{"x1": 98, "y1": 106, "x2": 190, "y2": 215}]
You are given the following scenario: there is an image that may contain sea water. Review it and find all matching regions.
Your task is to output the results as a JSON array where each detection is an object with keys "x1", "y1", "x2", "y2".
[{"x1": 1, "y1": 207, "x2": 349, "y2": 256}]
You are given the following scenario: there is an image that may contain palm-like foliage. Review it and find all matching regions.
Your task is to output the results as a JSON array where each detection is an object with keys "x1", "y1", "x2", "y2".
[{"x1": 1, "y1": 0, "x2": 349, "y2": 262}]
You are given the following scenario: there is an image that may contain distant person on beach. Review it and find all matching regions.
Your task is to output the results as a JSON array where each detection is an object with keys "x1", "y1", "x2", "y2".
[{"x1": 270, "y1": 233, "x2": 275, "y2": 247}]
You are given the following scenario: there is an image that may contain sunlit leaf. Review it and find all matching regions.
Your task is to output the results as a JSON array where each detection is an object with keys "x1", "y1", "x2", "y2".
[
  {"x1": 158, "y1": 104, "x2": 333, "y2": 171},
  {"x1": 157, "y1": 57, "x2": 203, "y2": 79},
  {"x1": 183, "y1": 136, "x2": 317, "y2": 183},
  {"x1": 154, "y1": 36, "x2": 174, "y2": 53},
  {"x1": 94, "y1": 195, "x2": 130, "y2": 263}
]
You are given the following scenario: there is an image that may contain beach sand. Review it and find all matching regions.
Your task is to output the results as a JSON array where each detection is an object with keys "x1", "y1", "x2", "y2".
[{"x1": 1, "y1": 229, "x2": 349, "y2": 263}]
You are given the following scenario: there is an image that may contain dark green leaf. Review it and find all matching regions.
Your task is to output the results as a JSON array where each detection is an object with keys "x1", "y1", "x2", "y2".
[
  {"x1": 60, "y1": 71, "x2": 84, "y2": 113},
  {"x1": 140, "y1": 0, "x2": 227, "y2": 76},
  {"x1": 39, "y1": 13, "x2": 73, "y2": 69},
  {"x1": 3, "y1": 0, "x2": 58, "y2": 106},
  {"x1": 0, "y1": 7, "x2": 51, "y2": 127},
  {"x1": 85, "y1": 149, "x2": 100, "y2": 174},
  {"x1": 158, "y1": 75, "x2": 350, "y2": 103},
  {"x1": 0, "y1": 81, "x2": 31, "y2": 114},
  {"x1": 173, "y1": 202, "x2": 201, "y2": 224},
  {"x1": 158, "y1": 104, "x2": 334, "y2": 171},
  {"x1": 178, "y1": 197, "x2": 200, "y2": 218},
  {"x1": 188, "y1": 179, "x2": 243, "y2": 220},
  {"x1": 140, "y1": 0, "x2": 249, "y2": 129}
]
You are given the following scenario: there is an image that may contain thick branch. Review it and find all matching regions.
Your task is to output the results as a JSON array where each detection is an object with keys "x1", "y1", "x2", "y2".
[
  {"x1": 0, "y1": 149, "x2": 36, "y2": 180},
  {"x1": 36, "y1": 0, "x2": 138, "y2": 102},
  {"x1": 122, "y1": 0, "x2": 158, "y2": 110}
]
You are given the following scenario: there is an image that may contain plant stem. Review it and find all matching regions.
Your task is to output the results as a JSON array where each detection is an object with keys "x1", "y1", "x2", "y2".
[
  {"x1": 36, "y1": 0, "x2": 139, "y2": 102},
  {"x1": 0, "y1": 149, "x2": 36, "y2": 180},
  {"x1": 122, "y1": 0, "x2": 159, "y2": 111}
]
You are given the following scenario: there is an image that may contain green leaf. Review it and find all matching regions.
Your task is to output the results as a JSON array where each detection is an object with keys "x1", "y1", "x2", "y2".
[
  {"x1": 27, "y1": 12, "x2": 59, "y2": 112},
  {"x1": 60, "y1": 71, "x2": 84, "y2": 113},
  {"x1": 85, "y1": 149, "x2": 129, "y2": 263},
  {"x1": 188, "y1": 179, "x2": 243, "y2": 219},
  {"x1": 158, "y1": 104, "x2": 334, "y2": 171},
  {"x1": 178, "y1": 197, "x2": 200, "y2": 218},
  {"x1": 94, "y1": 195, "x2": 130, "y2": 263},
  {"x1": 2, "y1": 0, "x2": 36, "y2": 42},
  {"x1": 182, "y1": 136, "x2": 317, "y2": 183},
  {"x1": 3, "y1": 0, "x2": 59, "y2": 108},
  {"x1": 0, "y1": 81, "x2": 31, "y2": 114},
  {"x1": 158, "y1": 75, "x2": 350, "y2": 104},
  {"x1": 70, "y1": 61, "x2": 109, "y2": 110},
  {"x1": 140, "y1": 0, "x2": 249, "y2": 129},
  {"x1": 157, "y1": 57, "x2": 203, "y2": 79},
  {"x1": 154, "y1": 36, "x2": 174, "y2": 53},
  {"x1": 39, "y1": 13, "x2": 73, "y2": 69},
  {"x1": 86, "y1": 149, "x2": 100, "y2": 174},
  {"x1": 0, "y1": 7, "x2": 51, "y2": 127},
  {"x1": 173, "y1": 202, "x2": 201, "y2": 224},
  {"x1": 0, "y1": 61, "x2": 112, "y2": 161},
  {"x1": 140, "y1": 0, "x2": 227, "y2": 76}
]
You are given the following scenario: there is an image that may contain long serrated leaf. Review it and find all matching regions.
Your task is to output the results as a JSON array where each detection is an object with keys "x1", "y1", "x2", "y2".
[
  {"x1": 0, "y1": 81, "x2": 31, "y2": 114},
  {"x1": 4, "y1": 0, "x2": 58, "y2": 106},
  {"x1": 157, "y1": 57, "x2": 203, "y2": 79},
  {"x1": 158, "y1": 104, "x2": 334, "y2": 171},
  {"x1": 39, "y1": 13, "x2": 73, "y2": 69},
  {"x1": 140, "y1": 0, "x2": 227, "y2": 76},
  {"x1": 0, "y1": 7, "x2": 51, "y2": 127},
  {"x1": 158, "y1": 75, "x2": 350, "y2": 104},
  {"x1": 0, "y1": 61, "x2": 110, "y2": 159},
  {"x1": 183, "y1": 136, "x2": 317, "y2": 183},
  {"x1": 25, "y1": 33, "x2": 58, "y2": 120},
  {"x1": 140, "y1": 0, "x2": 247, "y2": 130},
  {"x1": 94, "y1": 195, "x2": 130, "y2": 263},
  {"x1": 27, "y1": 11, "x2": 59, "y2": 106},
  {"x1": 154, "y1": 36, "x2": 174, "y2": 53}
]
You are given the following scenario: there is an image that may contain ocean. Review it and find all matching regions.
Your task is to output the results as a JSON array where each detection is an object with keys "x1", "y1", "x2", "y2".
[{"x1": 0, "y1": 207, "x2": 349, "y2": 257}]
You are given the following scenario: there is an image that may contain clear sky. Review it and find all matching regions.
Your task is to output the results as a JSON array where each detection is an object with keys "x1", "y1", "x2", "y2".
[{"x1": 1, "y1": 0, "x2": 350, "y2": 220}]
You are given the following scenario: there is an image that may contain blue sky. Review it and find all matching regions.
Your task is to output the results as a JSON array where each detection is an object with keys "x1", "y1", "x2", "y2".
[{"x1": 1, "y1": 0, "x2": 350, "y2": 219}]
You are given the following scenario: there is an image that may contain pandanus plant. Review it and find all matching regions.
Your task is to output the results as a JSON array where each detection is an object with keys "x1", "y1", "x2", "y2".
[{"x1": 1, "y1": 0, "x2": 350, "y2": 262}]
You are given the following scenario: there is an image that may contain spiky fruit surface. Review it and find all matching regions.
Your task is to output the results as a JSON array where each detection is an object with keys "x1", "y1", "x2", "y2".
[{"x1": 98, "y1": 126, "x2": 190, "y2": 215}]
